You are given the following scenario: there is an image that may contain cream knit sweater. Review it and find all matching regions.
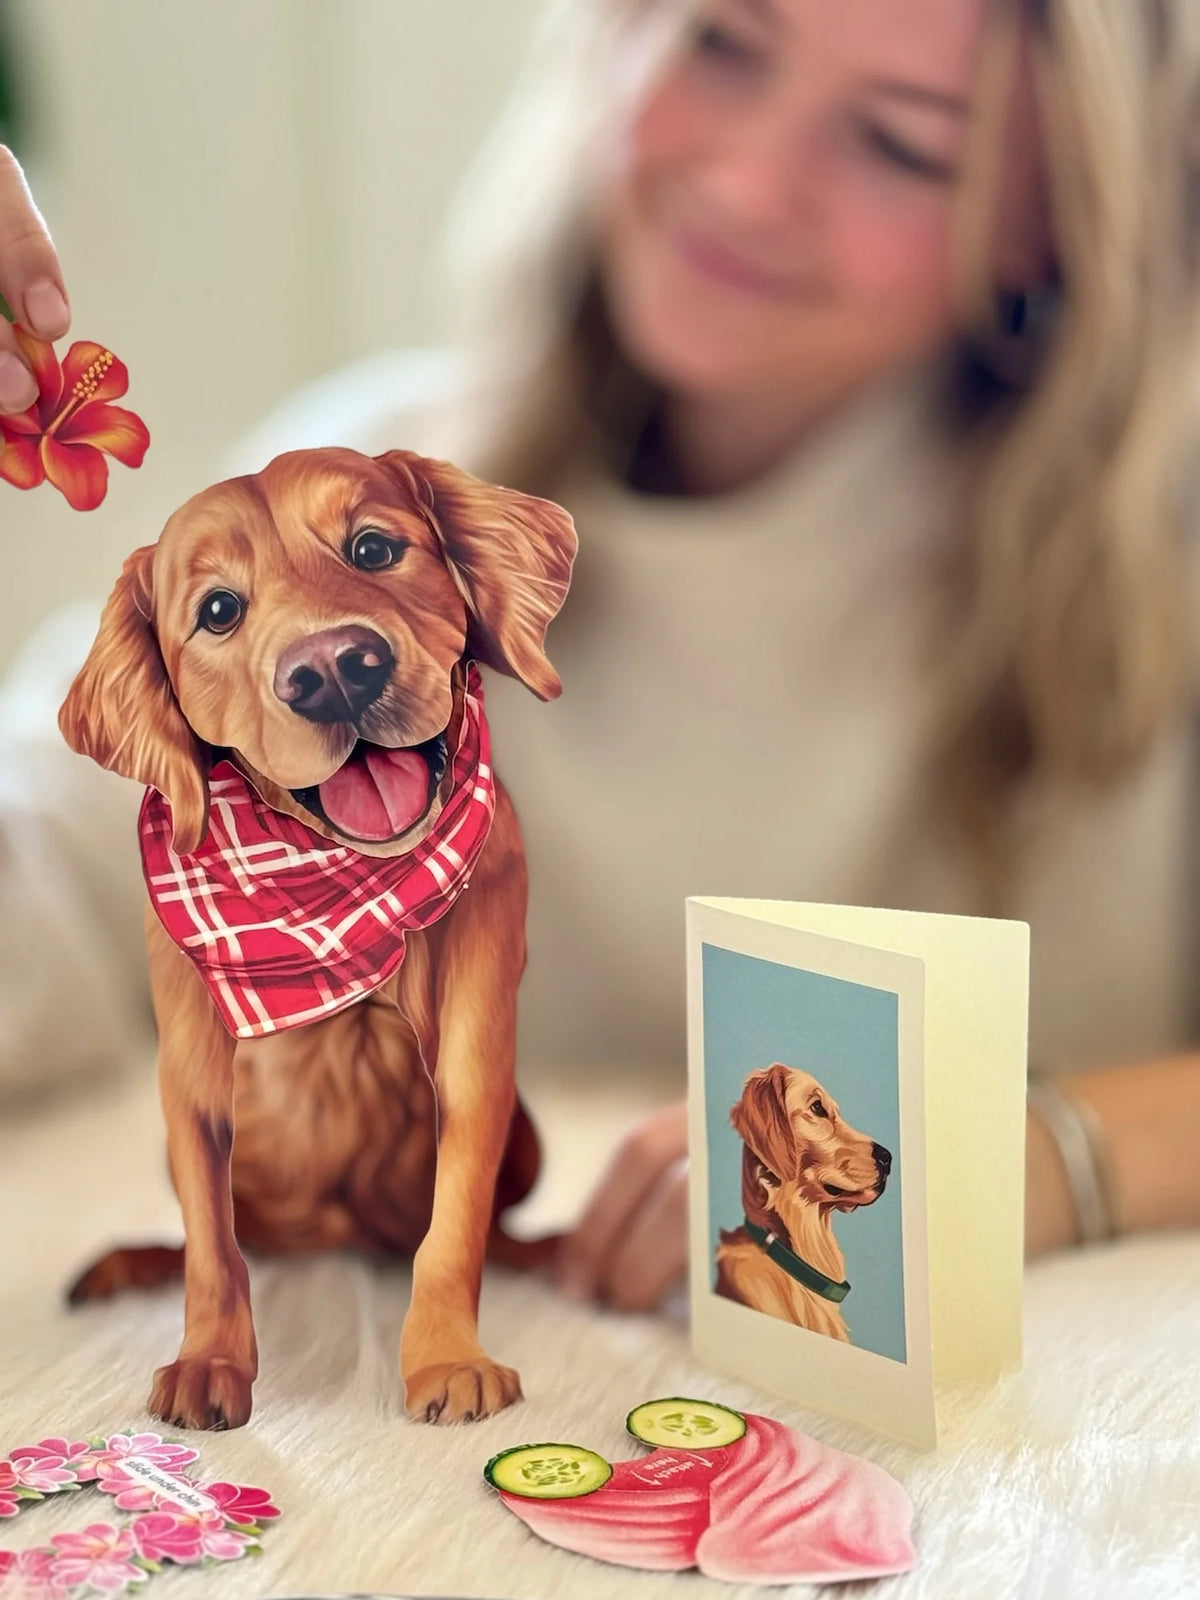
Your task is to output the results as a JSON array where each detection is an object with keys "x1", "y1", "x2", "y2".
[{"x1": 0, "y1": 352, "x2": 1193, "y2": 1103}]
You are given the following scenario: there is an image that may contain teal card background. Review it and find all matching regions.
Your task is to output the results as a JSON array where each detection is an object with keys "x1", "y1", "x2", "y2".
[{"x1": 702, "y1": 942, "x2": 907, "y2": 1364}]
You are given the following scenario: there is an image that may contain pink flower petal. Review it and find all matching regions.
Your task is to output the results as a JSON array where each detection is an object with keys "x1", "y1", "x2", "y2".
[
  {"x1": 11, "y1": 1440, "x2": 86, "y2": 1464},
  {"x1": 132, "y1": 1510, "x2": 204, "y2": 1565},
  {"x1": 200, "y1": 1526, "x2": 253, "y2": 1562},
  {"x1": 208, "y1": 1482, "x2": 281, "y2": 1523}
]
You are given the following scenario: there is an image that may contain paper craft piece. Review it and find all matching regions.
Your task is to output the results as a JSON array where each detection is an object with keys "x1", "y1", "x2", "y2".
[
  {"x1": 485, "y1": 1398, "x2": 916, "y2": 1584},
  {"x1": 140, "y1": 662, "x2": 494, "y2": 1040},
  {"x1": 0, "y1": 1428, "x2": 279, "y2": 1597},
  {"x1": 60, "y1": 447, "x2": 577, "y2": 1432},
  {"x1": 626, "y1": 1397, "x2": 746, "y2": 1450},
  {"x1": 686, "y1": 897, "x2": 1029, "y2": 1450},
  {"x1": 0, "y1": 323, "x2": 149, "y2": 510}
]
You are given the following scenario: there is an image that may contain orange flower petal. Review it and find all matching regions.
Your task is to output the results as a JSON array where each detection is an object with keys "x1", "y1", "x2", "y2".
[
  {"x1": 0, "y1": 435, "x2": 44, "y2": 490},
  {"x1": 13, "y1": 325, "x2": 63, "y2": 415},
  {"x1": 40, "y1": 434, "x2": 109, "y2": 511},
  {"x1": 60, "y1": 340, "x2": 129, "y2": 404},
  {"x1": 58, "y1": 401, "x2": 150, "y2": 467},
  {"x1": 0, "y1": 405, "x2": 43, "y2": 438}
]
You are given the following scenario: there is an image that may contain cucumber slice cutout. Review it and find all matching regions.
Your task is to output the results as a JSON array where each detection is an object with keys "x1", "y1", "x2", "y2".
[
  {"x1": 626, "y1": 1397, "x2": 747, "y2": 1450},
  {"x1": 484, "y1": 1442, "x2": 613, "y2": 1500}
]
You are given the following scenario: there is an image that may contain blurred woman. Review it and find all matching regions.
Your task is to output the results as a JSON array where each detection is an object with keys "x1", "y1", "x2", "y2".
[{"x1": 2, "y1": 0, "x2": 1199, "y2": 1308}]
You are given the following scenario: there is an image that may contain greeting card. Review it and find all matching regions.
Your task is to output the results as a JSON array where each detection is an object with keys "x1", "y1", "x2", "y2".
[{"x1": 686, "y1": 897, "x2": 1029, "y2": 1449}]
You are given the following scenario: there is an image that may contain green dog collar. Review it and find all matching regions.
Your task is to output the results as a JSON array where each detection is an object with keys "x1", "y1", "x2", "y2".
[{"x1": 743, "y1": 1219, "x2": 850, "y2": 1304}]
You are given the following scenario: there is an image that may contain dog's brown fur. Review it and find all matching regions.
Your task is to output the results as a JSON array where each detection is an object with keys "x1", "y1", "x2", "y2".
[
  {"x1": 59, "y1": 446, "x2": 576, "y2": 1431},
  {"x1": 715, "y1": 1063, "x2": 890, "y2": 1341}
]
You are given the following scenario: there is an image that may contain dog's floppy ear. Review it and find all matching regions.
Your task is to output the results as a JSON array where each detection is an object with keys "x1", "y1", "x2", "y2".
[
  {"x1": 377, "y1": 448, "x2": 577, "y2": 700},
  {"x1": 730, "y1": 1063, "x2": 796, "y2": 1183},
  {"x1": 58, "y1": 543, "x2": 210, "y2": 853}
]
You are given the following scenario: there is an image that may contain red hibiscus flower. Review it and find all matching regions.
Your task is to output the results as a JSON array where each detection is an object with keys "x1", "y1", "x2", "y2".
[{"x1": 0, "y1": 325, "x2": 149, "y2": 510}]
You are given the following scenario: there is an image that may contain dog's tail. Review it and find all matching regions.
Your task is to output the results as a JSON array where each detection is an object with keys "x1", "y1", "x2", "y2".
[
  {"x1": 487, "y1": 1092, "x2": 563, "y2": 1271},
  {"x1": 67, "y1": 1243, "x2": 185, "y2": 1306},
  {"x1": 485, "y1": 1224, "x2": 564, "y2": 1273},
  {"x1": 66, "y1": 1228, "x2": 563, "y2": 1300}
]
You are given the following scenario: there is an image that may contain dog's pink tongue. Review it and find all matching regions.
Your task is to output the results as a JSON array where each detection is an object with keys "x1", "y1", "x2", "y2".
[{"x1": 317, "y1": 746, "x2": 429, "y2": 842}]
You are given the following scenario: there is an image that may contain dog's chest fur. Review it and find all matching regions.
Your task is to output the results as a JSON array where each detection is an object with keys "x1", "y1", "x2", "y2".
[
  {"x1": 228, "y1": 987, "x2": 438, "y2": 1256},
  {"x1": 715, "y1": 1233, "x2": 851, "y2": 1342}
]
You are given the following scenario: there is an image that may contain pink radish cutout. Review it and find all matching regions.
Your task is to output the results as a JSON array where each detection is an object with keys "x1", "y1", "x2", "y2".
[{"x1": 493, "y1": 1410, "x2": 916, "y2": 1584}]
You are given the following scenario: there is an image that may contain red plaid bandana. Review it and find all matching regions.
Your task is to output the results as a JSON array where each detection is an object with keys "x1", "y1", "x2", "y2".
[{"x1": 139, "y1": 663, "x2": 496, "y2": 1040}]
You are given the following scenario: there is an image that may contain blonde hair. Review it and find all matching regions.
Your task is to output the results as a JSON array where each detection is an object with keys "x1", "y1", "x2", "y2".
[{"x1": 436, "y1": 0, "x2": 1200, "y2": 904}]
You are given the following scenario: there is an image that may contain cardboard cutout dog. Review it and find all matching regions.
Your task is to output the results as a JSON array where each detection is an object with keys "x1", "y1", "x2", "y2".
[
  {"x1": 715, "y1": 1063, "x2": 892, "y2": 1343},
  {"x1": 59, "y1": 446, "x2": 577, "y2": 1432}
]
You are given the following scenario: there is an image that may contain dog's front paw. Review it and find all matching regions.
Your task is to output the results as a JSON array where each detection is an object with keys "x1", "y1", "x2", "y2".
[
  {"x1": 405, "y1": 1357, "x2": 522, "y2": 1424},
  {"x1": 148, "y1": 1356, "x2": 253, "y2": 1431}
]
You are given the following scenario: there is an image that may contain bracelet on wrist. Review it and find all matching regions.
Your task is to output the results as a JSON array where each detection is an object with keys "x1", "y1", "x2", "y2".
[{"x1": 1027, "y1": 1076, "x2": 1121, "y2": 1247}]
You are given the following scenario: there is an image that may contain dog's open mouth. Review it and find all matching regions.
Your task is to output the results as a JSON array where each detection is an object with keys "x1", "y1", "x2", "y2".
[
  {"x1": 823, "y1": 1178, "x2": 885, "y2": 1205},
  {"x1": 290, "y1": 734, "x2": 447, "y2": 843}
]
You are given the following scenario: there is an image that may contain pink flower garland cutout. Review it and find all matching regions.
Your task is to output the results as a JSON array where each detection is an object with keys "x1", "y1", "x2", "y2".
[{"x1": 0, "y1": 1429, "x2": 280, "y2": 1598}]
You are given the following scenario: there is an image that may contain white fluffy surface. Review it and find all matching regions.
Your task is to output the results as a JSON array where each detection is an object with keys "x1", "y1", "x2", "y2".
[{"x1": 4, "y1": 1065, "x2": 1200, "y2": 1600}]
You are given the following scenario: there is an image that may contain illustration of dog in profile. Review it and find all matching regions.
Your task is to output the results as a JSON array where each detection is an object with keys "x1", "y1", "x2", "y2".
[{"x1": 715, "y1": 1062, "x2": 892, "y2": 1342}]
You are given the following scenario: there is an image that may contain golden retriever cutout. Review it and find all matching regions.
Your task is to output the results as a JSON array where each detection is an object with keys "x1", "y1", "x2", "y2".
[
  {"x1": 58, "y1": 446, "x2": 576, "y2": 1431},
  {"x1": 715, "y1": 1063, "x2": 892, "y2": 1342}
]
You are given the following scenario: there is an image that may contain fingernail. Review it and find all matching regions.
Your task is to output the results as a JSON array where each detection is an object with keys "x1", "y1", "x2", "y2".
[
  {"x1": 0, "y1": 352, "x2": 36, "y2": 412},
  {"x1": 23, "y1": 278, "x2": 69, "y2": 337}
]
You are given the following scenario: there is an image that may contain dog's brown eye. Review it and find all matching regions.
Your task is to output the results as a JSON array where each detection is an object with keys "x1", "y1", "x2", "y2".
[
  {"x1": 199, "y1": 589, "x2": 244, "y2": 635},
  {"x1": 349, "y1": 529, "x2": 404, "y2": 571},
  {"x1": 811, "y1": 1099, "x2": 829, "y2": 1119}
]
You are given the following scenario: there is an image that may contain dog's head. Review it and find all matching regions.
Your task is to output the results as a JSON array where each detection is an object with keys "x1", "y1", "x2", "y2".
[
  {"x1": 730, "y1": 1063, "x2": 891, "y2": 1225},
  {"x1": 58, "y1": 447, "x2": 577, "y2": 854}
]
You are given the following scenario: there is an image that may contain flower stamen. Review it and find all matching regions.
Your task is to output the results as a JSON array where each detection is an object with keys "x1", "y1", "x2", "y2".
[{"x1": 46, "y1": 349, "x2": 116, "y2": 436}]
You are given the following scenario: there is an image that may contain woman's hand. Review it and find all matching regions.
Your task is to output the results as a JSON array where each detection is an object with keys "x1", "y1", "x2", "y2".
[
  {"x1": 552, "y1": 1051, "x2": 1200, "y2": 1310},
  {"x1": 0, "y1": 145, "x2": 70, "y2": 413},
  {"x1": 1026, "y1": 1054, "x2": 1200, "y2": 1256},
  {"x1": 554, "y1": 1099, "x2": 689, "y2": 1311}
]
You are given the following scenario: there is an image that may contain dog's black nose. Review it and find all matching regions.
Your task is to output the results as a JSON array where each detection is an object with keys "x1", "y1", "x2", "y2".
[
  {"x1": 274, "y1": 626, "x2": 394, "y2": 722},
  {"x1": 872, "y1": 1142, "x2": 892, "y2": 1177}
]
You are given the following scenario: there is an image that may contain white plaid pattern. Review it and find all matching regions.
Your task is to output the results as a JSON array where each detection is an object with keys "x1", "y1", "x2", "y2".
[{"x1": 139, "y1": 665, "x2": 496, "y2": 1040}]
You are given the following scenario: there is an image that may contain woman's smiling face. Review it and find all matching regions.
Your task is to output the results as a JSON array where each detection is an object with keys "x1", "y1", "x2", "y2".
[{"x1": 597, "y1": 0, "x2": 1049, "y2": 401}]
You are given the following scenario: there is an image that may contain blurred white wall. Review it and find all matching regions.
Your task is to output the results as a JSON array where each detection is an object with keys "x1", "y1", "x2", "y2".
[{"x1": 0, "y1": 0, "x2": 544, "y2": 668}]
